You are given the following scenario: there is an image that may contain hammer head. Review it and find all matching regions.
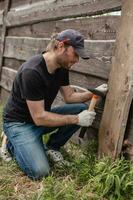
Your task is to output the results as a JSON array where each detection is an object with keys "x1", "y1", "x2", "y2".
[{"x1": 88, "y1": 87, "x2": 106, "y2": 98}]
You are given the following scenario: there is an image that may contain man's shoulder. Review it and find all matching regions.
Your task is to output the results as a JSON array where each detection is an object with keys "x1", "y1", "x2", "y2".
[{"x1": 22, "y1": 54, "x2": 44, "y2": 70}]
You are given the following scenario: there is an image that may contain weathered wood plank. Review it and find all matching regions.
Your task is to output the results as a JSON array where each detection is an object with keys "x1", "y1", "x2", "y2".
[
  {"x1": 0, "y1": 38, "x2": 1, "y2": 55},
  {"x1": 71, "y1": 58, "x2": 111, "y2": 80},
  {"x1": 69, "y1": 71, "x2": 106, "y2": 89},
  {"x1": 3, "y1": 56, "x2": 111, "y2": 81},
  {"x1": 85, "y1": 40, "x2": 115, "y2": 57},
  {"x1": 6, "y1": 0, "x2": 121, "y2": 27},
  {"x1": 4, "y1": 36, "x2": 50, "y2": 59},
  {"x1": 0, "y1": 1, "x2": 6, "y2": 10},
  {"x1": 0, "y1": 0, "x2": 11, "y2": 73},
  {"x1": 0, "y1": 28, "x2": 2, "y2": 36},
  {"x1": 3, "y1": 36, "x2": 115, "y2": 79},
  {"x1": 0, "y1": 66, "x2": 17, "y2": 91},
  {"x1": 3, "y1": 57, "x2": 24, "y2": 70},
  {"x1": 11, "y1": 0, "x2": 30, "y2": 8},
  {"x1": 7, "y1": 16, "x2": 120, "y2": 40},
  {"x1": 3, "y1": 57, "x2": 111, "y2": 80},
  {"x1": 0, "y1": 66, "x2": 106, "y2": 92},
  {"x1": 0, "y1": 10, "x2": 4, "y2": 26},
  {"x1": 0, "y1": 87, "x2": 10, "y2": 103},
  {"x1": 98, "y1": 0, "x2": 133, "y2": 158},
  {"x1": 11, "y1": 0, "x2": 43, "y2": 9},
  {"x1": 3, "y1": 36, "x2": 115, "y2": 59}
]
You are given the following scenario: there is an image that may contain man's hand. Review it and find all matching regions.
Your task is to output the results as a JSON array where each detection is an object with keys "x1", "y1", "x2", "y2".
[
  {"x1": 95, "y1": 84, "x2": 108, "y2": 94},
  {"x1": 77, "y1": 110, "x2": 96, "y2": 127}
]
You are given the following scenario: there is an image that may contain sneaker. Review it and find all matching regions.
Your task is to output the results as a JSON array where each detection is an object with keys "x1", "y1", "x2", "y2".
[
  {"x1": 47, "y1": 149, "x2": 71, "y2": 167},
  {"x1": 0, "y1": 146, "x2": 12, "y2": 162}
]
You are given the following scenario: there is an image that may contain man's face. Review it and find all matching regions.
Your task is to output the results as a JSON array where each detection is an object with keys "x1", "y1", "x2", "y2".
[{"x1": 56, "y1": 44, "x2": 79, "y2": 70}]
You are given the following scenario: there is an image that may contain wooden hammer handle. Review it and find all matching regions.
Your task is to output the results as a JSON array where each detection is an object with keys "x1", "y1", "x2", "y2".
[
  {"x1": 88, "y1": 95, "x2": 99, "y2": 111},
  {"x1": 79, "y1": 94, "x2": 99, "y2": 139}
]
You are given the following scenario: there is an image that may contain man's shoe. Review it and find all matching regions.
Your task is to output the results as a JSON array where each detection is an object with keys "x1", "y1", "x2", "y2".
[
  {"x1": 0, "y1": 147, "x2": 12, "y2": 162},
  {"x1": 47, "y1": 149, "x2": 71, "y2": 167}
]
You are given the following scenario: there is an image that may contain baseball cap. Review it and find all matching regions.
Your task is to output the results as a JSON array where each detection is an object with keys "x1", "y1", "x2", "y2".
[{"x1": 56, "y1": 29, "x2": 90, "y2": 59}]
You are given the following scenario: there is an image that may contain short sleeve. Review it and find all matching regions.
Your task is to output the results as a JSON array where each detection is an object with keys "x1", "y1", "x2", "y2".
[{"x1": 19, "y1": 69, "x2": 45, "y2": 101}]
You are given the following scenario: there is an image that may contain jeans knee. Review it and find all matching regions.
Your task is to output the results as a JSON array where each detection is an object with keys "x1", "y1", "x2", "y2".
[
  {"x1": 79, "y1": 103, "x2": 88, "y2": 112},
  {"x1": 30, "y1": 165, "x2": 50, "y2": 180}
]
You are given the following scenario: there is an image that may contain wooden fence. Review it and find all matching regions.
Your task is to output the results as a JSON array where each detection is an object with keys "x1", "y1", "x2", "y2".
[
  {"x1": 0, "y1": 0, "x2": 122, "y2": 104},
  {"x1": 2, "y1": 0, "x2": 133, "y2": 158}
]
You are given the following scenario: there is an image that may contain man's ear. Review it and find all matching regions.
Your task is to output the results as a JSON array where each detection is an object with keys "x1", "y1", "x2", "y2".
[{"x1": 57, "y1": 41, "x2": 65, "y2": 49}]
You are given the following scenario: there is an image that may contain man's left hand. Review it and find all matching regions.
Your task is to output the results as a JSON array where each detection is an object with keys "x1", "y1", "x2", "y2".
[{"x1": 95, "y1": 83, "x2": 108, "y2": 94}]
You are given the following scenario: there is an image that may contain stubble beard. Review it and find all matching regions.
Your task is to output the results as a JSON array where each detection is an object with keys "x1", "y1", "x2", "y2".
[{"x1": 56, "y1": 53, "x2": 70, "y2": 70}]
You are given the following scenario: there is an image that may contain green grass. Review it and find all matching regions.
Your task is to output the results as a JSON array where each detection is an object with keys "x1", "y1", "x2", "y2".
[{"x1": 0, "y1": 104, "x2": 133, "y2": 200}]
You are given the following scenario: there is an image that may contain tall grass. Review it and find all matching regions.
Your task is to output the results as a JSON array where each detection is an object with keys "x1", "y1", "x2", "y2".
[
  {"x1": 0, "y1": 103, "x2": 133, "y2": 200},
  {"x1": 32, "y1": 142, "x2": 133, "y2": 200}
]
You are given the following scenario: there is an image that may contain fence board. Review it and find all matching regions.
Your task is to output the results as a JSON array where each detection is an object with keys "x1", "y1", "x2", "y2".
[
  {"x1": 98, "y1": 0, "x2": 133, "y2": 158},
  {"x1": 0, "y1": 37, "x2": 1, "y2": 52},
  {"x1": 0, "y1": 0, "x2": 11, "y2": 72},
  {"x1": 4, "y1": 36, "x2": 50, "y2": 60},
  {"x1": 4, "y1": 36, "x2": 115, "y2": 59},
  {"x1": 3, "y1": 36, "x2": 115, "y2": 79},
  {"x1": 0, "y1": 10, "x2": 4, "y2": 26},
  {"x1": 0, "y1": 87, "x2": 10, "y2": 102},
  {"x1": 11, "y1": 0, "x2": 44, "y2": 9},
  {"x1": 0, "y1": 1, "x2": 6, "y2": 10},
  {"x1": 3, "y1": 56, "x2": 111, "y2": 80},
  {"x1": 70, "y1": 71, "x2": 105, "y2": 88},
  {"x1": 7, "y1": 16, "x2": 120, "y2": 40},
  {"x1": 0, "y1": 66, "x2": 105, "y2": 93},
  {"x1": 6, "y1": 0, "x2": 121, "y2": 27},
  {"x1": 3, "y1": 57, "x2": 24, "y2": 70},
  {"x1": 0, "y1": 66, "x2": 17, "y2": 91},
  {"x1": 72, "y1": 58, "x2": 111, "y2": 80}
]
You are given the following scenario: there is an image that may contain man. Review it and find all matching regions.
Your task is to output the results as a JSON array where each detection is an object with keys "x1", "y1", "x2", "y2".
[{"x1": 2, "y1": 29, "x2": 107, "y2": 180}]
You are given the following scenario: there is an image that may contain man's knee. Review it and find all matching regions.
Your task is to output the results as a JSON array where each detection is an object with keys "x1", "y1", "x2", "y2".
[
  {"x1": 69, "y1": 103, "x2": 88, "y2": 115},
  {"x1": 78, "y1": 103, "x2": 88, "y2": 112},
  {"x1": 30, "y1": 165, "x2": 50, "y2": 180}
]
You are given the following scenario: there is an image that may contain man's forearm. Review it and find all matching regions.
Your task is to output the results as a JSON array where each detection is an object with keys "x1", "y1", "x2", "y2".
[
  {"x1": 34, "y1": 111, "x2": 78, "y2": 127},
  {"x1": 65, "y1": 91, "x2": 93, "y2": 103}
]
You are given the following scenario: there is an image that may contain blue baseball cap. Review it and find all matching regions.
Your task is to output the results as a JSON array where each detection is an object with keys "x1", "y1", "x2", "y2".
[{"x1": 56, "y1": 29, "x2": 90, "y2": 59}]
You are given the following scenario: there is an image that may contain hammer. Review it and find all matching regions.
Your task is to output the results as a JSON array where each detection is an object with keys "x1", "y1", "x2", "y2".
[{"x1": 79, "y1": 88, "x2": 105, "y2": 139}]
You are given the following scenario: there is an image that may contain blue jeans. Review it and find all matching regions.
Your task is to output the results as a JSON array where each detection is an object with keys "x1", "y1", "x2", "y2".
[{"x1": 3, "y1": 103, "x2": 87, "y2": 180}]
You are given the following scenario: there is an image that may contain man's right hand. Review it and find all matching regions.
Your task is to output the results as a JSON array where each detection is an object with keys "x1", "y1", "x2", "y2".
[{"x1": 77, "y1": 110, "x2": 96, "y2": 127}]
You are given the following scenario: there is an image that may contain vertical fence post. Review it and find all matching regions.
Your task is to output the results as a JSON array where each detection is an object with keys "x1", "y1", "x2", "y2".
[
  {"x1": 0, "y1": 0, "x2": 11, "y2": 97},
  {"x1": 98, "y1": 0, "x2": 133, "y2": 159}
]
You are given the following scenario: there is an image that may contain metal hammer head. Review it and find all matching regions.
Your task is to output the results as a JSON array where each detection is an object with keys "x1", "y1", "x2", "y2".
[{"x1": 87, "y1": 87, "x2": 106, "y2": 98}]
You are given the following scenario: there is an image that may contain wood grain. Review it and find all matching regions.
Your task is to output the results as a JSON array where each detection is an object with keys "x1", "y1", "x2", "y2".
[
  {"x1": 3, "y1": 36, "x2": 115, "y2": 79},
  {"x1": 7, "y1": 16, "x2": 120, "y2": 40},
  {"x1": 6, "y1": 0, "x2": 121, "y2": 27},
  {"x1": 98, "y1": 0, "x2": 133, "y2": 158}
]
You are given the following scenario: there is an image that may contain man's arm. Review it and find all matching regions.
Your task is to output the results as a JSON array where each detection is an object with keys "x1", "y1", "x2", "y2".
[
  {"x1": 26, "y1": 100, "x2": 78, "y2": 127},
  {"x1": 60, "y1": 85, "x2": 93, "y2": 103}
]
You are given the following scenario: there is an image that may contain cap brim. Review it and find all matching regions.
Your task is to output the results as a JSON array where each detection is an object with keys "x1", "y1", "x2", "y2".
[{"x1": 75, "y1": 48, "x2": 90, "y2": 59}]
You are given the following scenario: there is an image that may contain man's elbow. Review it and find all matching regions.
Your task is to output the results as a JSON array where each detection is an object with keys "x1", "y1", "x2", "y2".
[
  {"x1": 34, "y1": 118, "x2": 41, "y2": 126},
  {"x1": 64, "y1": 97, "x2": 71, "y2": 104},
  {"x1": 32, "y1": 113, "x2": 44, "y2": 126}
]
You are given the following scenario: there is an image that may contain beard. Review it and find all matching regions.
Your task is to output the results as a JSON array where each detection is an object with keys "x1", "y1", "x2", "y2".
[{"x1": 56, "y1": 52, "x2": 72, "y2": 70}]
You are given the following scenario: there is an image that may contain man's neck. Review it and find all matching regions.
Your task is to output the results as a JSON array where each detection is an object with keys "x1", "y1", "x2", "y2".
[{"x1": 43, "y1": 51, "x2": 60, "y2": 74}]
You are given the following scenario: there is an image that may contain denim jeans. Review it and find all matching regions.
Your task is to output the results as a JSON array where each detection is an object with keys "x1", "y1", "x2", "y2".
[{"x1": 3, "y1": 103, "x2": 87, "y2": 180}]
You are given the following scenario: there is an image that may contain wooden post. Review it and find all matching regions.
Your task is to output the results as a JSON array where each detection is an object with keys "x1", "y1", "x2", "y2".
[
  {"x1": 0, "y1": 0, "x2": 11, "y2": 79},
  {"x1": 98, "y1": 0, "x2": 133, "y2": 159}
]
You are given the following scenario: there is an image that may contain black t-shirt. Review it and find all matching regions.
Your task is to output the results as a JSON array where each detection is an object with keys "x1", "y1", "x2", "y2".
[{"x1": 3, "y1": 54, "x2": 69, "y2": 123}]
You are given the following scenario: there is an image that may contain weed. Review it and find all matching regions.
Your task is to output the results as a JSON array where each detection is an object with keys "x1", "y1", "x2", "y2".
[{"x1": 0, "y1": 104, "x2": 133, "y2": 200}]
